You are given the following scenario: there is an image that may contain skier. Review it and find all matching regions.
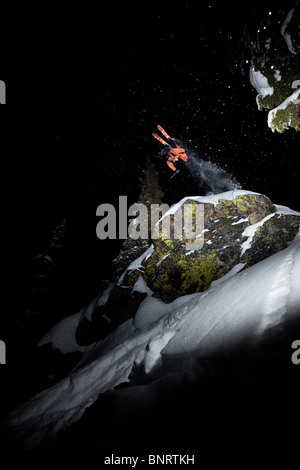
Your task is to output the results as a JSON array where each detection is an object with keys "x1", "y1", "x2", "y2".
[
  {"x1": 166, "y1": 146, "x2": 188, "y2": 172},
  {"x1": 152, "y1": 125, "x2": 188, "y2": 172}
]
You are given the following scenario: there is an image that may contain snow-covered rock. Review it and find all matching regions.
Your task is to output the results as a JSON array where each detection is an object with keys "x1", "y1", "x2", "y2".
[
  {"x1": 42, "y1": 191, "x2": 299, "y2": 354},
  {"x1": 120, "y1": 190, "x2": 299, "y2": 301}
]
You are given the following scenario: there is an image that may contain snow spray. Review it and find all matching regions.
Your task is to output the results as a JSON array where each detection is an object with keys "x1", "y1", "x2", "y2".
[
  {"x1": 187, "y1": 152, "x2": 240, "y2": 194},
  {"x1": 175, "y1": 141, "x2": 240, "y2": 195}
]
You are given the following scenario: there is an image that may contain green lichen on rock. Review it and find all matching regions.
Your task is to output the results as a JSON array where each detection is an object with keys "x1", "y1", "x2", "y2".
[
  {"x1": 176, "y1": 252, "x2": 220, "y2": 293},
  {"x1": 144, "y1": 249, "x2": 221, "y2": 300},
  {"x1": 217, "y1": 194, "x2": 275, "y2": 221},
  {"x1": 269, "y1": 101, "x2": 300, "y2": 133}
]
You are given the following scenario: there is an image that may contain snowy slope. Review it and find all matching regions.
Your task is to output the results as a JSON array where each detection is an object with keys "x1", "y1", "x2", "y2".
[
  {"x1": 163, "y1": 234, "x2": 300, "y2": 357},
  {"x1": 6, "y1": 231, "x2": 300, "y2": 449},
  {"x1": 38, "y1": 283, "x2": 115, "y2": 354}
]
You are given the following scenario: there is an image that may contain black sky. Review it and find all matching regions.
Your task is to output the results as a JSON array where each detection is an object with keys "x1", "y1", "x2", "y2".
[
  {"x1": 4, "y1": 1, "x2": 296, "y2": 310},
  {"x1": 2, "y1": 0, "x2": 300, "y2": 342}
]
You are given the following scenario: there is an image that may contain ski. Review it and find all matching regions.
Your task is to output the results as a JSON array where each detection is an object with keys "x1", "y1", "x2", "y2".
[
  {"x1": 152, "y1": 133, "x2": 171, "y2": 147},
  {"x1": 157, "y1": 125, "x2": 179, "y2": 148},
  {"x1": 157, "y1": 125, "x2": 172, "y2": 140}
]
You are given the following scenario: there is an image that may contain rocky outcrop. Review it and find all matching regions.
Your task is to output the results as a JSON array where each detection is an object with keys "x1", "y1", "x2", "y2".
[{"x1": 76, "y1": 190, "x2": 300, "y2": 343}]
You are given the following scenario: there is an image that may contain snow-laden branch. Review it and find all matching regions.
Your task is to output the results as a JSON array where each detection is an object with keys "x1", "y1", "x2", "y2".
[{"x1": 268, "y1": 88, "x2": 300, "y2": 132}]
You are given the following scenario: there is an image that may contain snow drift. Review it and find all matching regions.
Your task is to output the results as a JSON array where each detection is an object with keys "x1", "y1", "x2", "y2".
[{"x1": 5, "y1": 226, "x2": 300, "y2": 449}]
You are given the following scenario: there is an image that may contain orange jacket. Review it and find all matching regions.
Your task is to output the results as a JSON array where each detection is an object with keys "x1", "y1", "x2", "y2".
[{"x1": 169, "y1": 147, "x2": 187, "y2": 162}]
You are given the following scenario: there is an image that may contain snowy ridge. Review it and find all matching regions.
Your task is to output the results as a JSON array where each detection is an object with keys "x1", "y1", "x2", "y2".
[
  {"x1": 274, "y1": 204, "x2": 300, "y2": 216},
  {"x1": 259, "y1": 237, "x2": 298, "y2": 332},
  {"x1": 6, "y1": 300, "x2": 189, "y2": 449},
  {"x1": 158, "y1": 189, "x2": 261, "y2": 222},
  {"x1": 38, "y1": 283, "x2": 116, "y2": 353},
  {"x1": 6, "y1": 235, "x2": 300, "y2": 449},
  {"x1": 38, "y1": 311, "x2": 85, "y2": 354}
]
